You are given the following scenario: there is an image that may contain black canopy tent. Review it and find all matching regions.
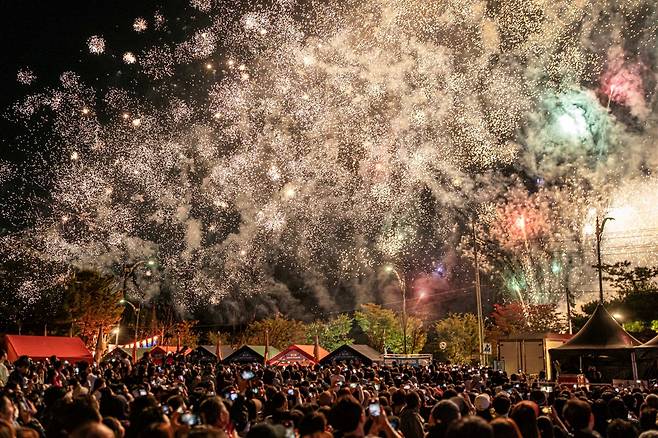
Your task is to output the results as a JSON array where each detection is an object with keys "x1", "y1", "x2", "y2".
[
  {"x1": 320, "y1": 344, "x2": 383, "y2": 366},
  {"x1": 633, "y1": 335, "x2": 658, "y2": 379},
  {"x1": 189, "y1": 345, "x2": 235, "y2": 361},
  {"x1": 549, "y1": 303, "x2": 641, "y2": 381}
]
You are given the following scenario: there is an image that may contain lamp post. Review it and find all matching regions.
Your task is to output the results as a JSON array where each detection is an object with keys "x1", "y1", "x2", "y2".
[
  {"x1": 121, "y1": 299, "x2": 140, "y2": 362},
  {"x1": 385, "y1": 265, "x2": 408, "y2": 355}
]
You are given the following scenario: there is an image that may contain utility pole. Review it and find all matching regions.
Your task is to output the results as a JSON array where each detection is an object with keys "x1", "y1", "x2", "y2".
[
  {"x1": 595, "y1": 216, "x2": 614, "y2": 303},
  {"x1": 472, "y1": 218, "x2": 485, "y2": 366},
  {"x1": 565, "y1": 286, "x2": 573, "y2": 334}
]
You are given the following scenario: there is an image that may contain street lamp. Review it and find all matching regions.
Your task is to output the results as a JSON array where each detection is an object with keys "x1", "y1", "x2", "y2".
[
  {"x1": 120, "y1": 299, "x2": 141, "y2": 362},
  {"x1": 385, "y1": 265, "x2": 408, "y2": 355}
]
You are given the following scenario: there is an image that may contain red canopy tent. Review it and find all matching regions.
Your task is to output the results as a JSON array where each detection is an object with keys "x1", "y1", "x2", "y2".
[
  {"x1": 268, "y1": 344, "x2": 329, "y2": 366},
  {"x1": 4, "y1": 335, "x2": 93, "y2": 363}
]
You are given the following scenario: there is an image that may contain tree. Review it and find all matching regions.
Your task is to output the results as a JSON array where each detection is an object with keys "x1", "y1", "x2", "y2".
[
  {"x1": 603, "y1": 261, "x2": 658, "y2": 296},
  {"x1": 434, "y1": 313, "x2": 479, "y2": 363},
  {"x1": 164, "y1": 320, "x2": 199, "y2": 348},
  {"x1": 354, "y1": 303, "x2": 426, "y2": 353},
  {"x1": 243, "y1": 314, "x2": 306, "y2": 350},
  {"x1": 306, "y1": 314, "x2": 354, "y2": 351},
  {"x1": 355, "y1": 303, "x2": 400, "y2": 353},
  {"x1": 208, "y1": 331, "x2": 233, "y2": 348},
  {"x1": 388, "y1": 315, "x2": 427, "y2": 354},
  {"x1": 62, "y1": 270, "x2": 123, "y2": 348},
  {"x1": 491, "y1": 302, "x2": 567, "y2": 336}
]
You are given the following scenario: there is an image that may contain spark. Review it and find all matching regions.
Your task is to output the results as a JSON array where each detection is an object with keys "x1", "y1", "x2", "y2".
[
  {"x1": 133, "y1": 17, "x2": 148, "y2": 32},
  {"x1": 123, "y1": 52, "x2": 137, "y2": 64},
  {"x1": 87, "y1": 35, "x2": 105, "y2": 54}
]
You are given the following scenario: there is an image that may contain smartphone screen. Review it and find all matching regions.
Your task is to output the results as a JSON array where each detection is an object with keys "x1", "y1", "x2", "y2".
[
  {"x1": 242, "y1": 370, "x2": 255, "y2": 380},
  {"x1": 181, "y1": 413, "x2": 199, "y2": 426},
  {"x1": 368, "y1": 402, "x2": 381, "y2": 417}
]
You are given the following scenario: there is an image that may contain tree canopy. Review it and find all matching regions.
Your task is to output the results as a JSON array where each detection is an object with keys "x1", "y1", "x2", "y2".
[
  {"x1": 434, "y1": 313, "x2": 479, "y2": 363},
  {"x1": 62, "y1": 270, "x2": 124, "y2": 347}
]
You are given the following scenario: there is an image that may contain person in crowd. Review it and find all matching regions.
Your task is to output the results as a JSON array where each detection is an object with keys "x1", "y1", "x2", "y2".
[
  {"x1": 607, "y1": 418, "x2": 638, "y2": 438},
  {"x1": 563, "y1": 398, "x2": 600, "y2": 438},
  {"x1": 510, "y1": 400, "x2": 539, "y2": 438},
  {"x1": 2, "y1": 347, "x2": 658, "y2": 438},
  {"x1": 426, "y1": 400, "x2": 460, "y2": 438},
  {"x1": 446, "y1": 416, "x2": 493, "y2": 438},
  {"x1": 492, "y1": 392, "x2": 511, "y2": 419},
  {"x1": 199, "y1": 397, "x2": 235, "y2": 438},
  {"x1": 398, "y1": 391, "x2": 423, "y2": 438},
  {"x1": 491, "y1": 417, "x2": 522, "y2": 438},
  {"x1": 0, "y1": 351, "x2": 8, "y2": 388}
]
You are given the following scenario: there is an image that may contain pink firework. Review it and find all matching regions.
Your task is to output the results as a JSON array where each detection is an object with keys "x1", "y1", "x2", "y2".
[
  {"x1": 490, "y1": 201, "x2": 551, "y2": 251},
  {"x1": 599, "y1": 46, "x2": 649, "y2": 119}
]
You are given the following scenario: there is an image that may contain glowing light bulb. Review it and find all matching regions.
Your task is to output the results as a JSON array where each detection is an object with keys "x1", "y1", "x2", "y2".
[
  {"x1": 81, "y1": 107, "x2": 90, "y2": 115},
  {"x1": 70, "y1": 151, "x2": 79, "y2": 161},
  {"x1": 205, "y1": 62, "x2": 213, "y2": 70},
  {"x1": 132, "y1": 118, "x2": 141, "y2": 127}
]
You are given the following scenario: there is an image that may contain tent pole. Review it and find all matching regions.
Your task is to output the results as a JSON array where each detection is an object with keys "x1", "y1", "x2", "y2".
[{"x1": 632, "y1": 350, "x2": 638, "y2": 382}]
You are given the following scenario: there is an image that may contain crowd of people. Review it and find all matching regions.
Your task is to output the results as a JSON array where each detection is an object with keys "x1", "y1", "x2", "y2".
[{"x1": 1, "y1": 347, "x2": 658, "y2": 438}]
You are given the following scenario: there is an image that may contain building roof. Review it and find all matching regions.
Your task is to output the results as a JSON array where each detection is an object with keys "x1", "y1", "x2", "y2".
[
  {"x1": 321, "y1": 344, "x2": 382, "y2": 364},
  {"x1": 268, "y1": 344, "x2": 329, "y2": 365},
  {"x1": 552, "y1": 303, "x2": 640, "y2": 350},
  {"x1": 4, "y1": 335, "x2": 93, "y2": 363}
]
